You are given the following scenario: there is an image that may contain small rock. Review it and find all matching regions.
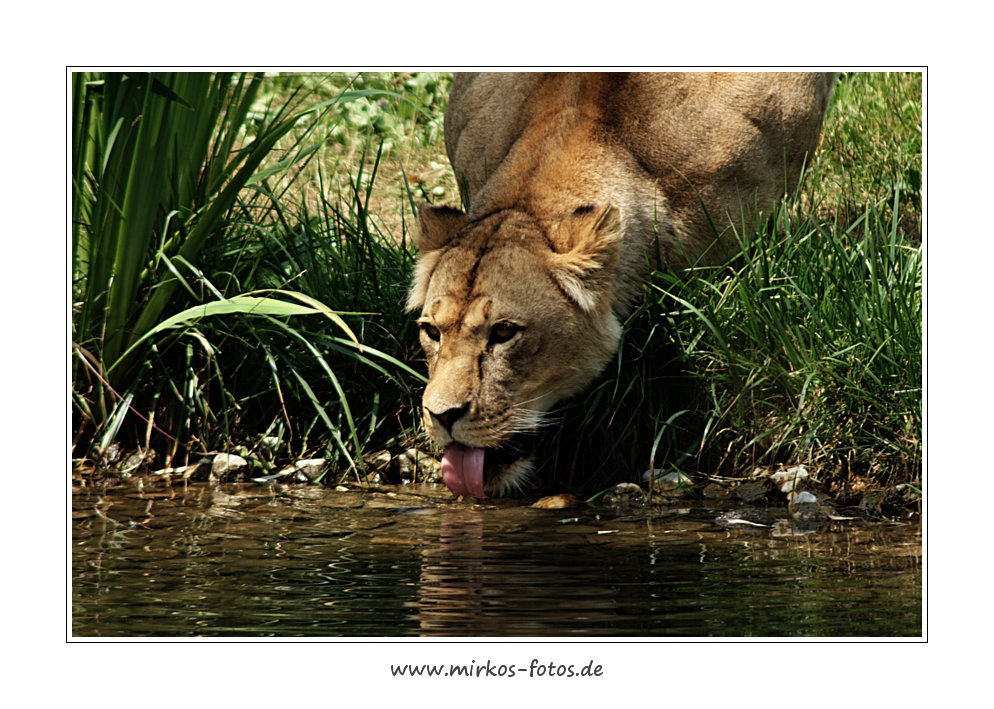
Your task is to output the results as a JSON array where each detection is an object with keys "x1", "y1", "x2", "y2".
[
  {"x1": 771, "y1": 465, "x2": 810, "y2": 493},
  {"x1": 647, "y1": 470, "x2": 693, "y2": 495},
  {"x1": 395, "y1": 453, "x2": 414, "y2": 477},
  {"x1": 252, "y1": 470, "x2": 292, "y2": 483},
  {"x1": 789, "y1": 490, "x2": 819, "y2": 505},
  {"x1": 152, "y1": 460, "x2": 207, "y2": 480},
  {"x1": 771, "y1": 519, "x2": 797, "y2": 537},
  {"x1": 259, "y1": 435, "x2": 282, "y2": 452},
  {"x1": 395, "y1": 448, "x2": 440, "y2": 481},
  {"x1": 858, "y1": 489, "x2": 884, "y2": 514},
  {"x1": 790, "y1": 509, "x2": 829, "y2": 529},
  {"x1": 891, "y1": 484, "x2": 922, "y2": 511},
  {"x1": 369, "y1": 451, "x2": 392, "y2": 469},
  {"x1": 702, "y1": 482, "x2": 732, "y2": 500},
  {"x1": 119, "y1": 448, "x2": 155, "y2": 474},
  {"x1": 292, "y1": 458, "x2": 327, "y2": 482},
  {"x1": 734, "y1": 479, "x2": 773, "y2": 504},
  {"x1": 212, "y1": 453, "x2": 248, "y2": 478},
  {"x1": 532, "y1": 493, "x2": 580, "y2": 510},
  {"x1": 601, "y1": 482, "x2": 646, "y2": 509},
  {"x1": 858, "y1": 484, "x2": 921, "y2": 518},
  {"x1": 102, "y1": 443, "x2": 122, "y2": 466}
]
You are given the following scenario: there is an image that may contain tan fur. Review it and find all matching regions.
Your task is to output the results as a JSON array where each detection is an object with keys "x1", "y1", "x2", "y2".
[{"x1": 408, "y1": 72, "x2": 835, "y2": 495}]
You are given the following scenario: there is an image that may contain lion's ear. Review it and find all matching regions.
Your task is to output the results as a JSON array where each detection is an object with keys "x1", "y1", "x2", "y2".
[
  {"x1": 548, "y1": 204, "x2": 623, "y2": 313},
  {"x1": 405, "y1": 249, "x2": 441, "y2": 312},
  {"x1": 414, "y1": 204, "x2": 467, "y2": 252},
  {"x1": 406, "y1": 205, "x2": 466, "y2": 313}
]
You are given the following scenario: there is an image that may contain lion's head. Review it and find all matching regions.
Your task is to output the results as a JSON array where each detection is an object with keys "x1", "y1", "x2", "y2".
[{"x1": 407, "y1": 203, "x2": 625, "y2": 497}]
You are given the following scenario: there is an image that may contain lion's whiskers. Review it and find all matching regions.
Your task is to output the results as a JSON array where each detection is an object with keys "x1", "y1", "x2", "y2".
[{"x1": 506, "y1": 397, "x2": 559, "y2": 432}]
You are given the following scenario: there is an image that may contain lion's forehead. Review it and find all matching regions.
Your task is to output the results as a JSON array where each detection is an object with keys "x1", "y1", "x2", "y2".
[
  {"x1": 425, "y1": 241, "x2": 553, "y2": 318},
  {"x1": 428, "y1": 295, "x2": 491, "y2": 331}
]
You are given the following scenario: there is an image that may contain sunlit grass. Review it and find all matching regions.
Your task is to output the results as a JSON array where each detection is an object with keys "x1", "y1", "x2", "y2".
[{"x1": 71, "y1": 72, "x2": 430, "y2": 473}]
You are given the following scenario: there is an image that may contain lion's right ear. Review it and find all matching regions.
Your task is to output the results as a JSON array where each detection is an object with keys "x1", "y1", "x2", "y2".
[
  {"x1": 413, "y1": 204, "x2": 467, "y2": 252},
  {"x1": 406, "y1": 205, "x2": 466, "y2": 313}
]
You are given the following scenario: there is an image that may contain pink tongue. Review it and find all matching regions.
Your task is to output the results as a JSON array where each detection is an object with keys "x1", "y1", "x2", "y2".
[{"x1": 440, "y1": 443, "x2": 486, "y2": 499}]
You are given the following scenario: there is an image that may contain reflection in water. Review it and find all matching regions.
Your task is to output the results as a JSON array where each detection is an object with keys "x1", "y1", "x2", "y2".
[
  {"x1": 72, "y1": 479, "x2": 921, "y2": 637},
  {"x1": 417, "y1": 508, "x2": 486, "y2": 634}
]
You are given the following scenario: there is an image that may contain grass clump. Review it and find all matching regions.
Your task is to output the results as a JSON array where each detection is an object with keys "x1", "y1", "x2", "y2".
[
  {"x1": 649, "y1": 193, "x2": 920, "y2": 491},
  {"x1": 71, "y1": 72, "x2": 429, "y2": 476}
]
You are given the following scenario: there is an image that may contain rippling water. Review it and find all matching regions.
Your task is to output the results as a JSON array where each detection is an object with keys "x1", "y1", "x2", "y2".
[{"x1": 71, "y1": 478, "x2": 921, "y2": 637}]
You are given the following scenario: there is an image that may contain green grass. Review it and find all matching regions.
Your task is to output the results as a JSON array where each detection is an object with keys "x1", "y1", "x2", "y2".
[
  {"x1": 71, "y1": 71, "x2": 922, "y2": 500},
  {"x1": 71, "y1": 72, "x2": 429, "y2": 473},
  {"x1": 806, "y1": 72, "x2": 922, "y2": 234}
]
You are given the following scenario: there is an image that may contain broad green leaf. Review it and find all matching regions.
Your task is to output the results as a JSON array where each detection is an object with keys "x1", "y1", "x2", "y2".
[{"x1": 109, "y1": 295, "x2": 337, "y2": 374}]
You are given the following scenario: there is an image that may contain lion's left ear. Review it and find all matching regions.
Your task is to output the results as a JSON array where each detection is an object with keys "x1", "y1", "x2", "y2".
[
  {"x1": 548, "y1": 204, "x2": 623, "y2": 313},
  {"x1": 414, "y1": 204, "x2": 467, "y2": 252}
]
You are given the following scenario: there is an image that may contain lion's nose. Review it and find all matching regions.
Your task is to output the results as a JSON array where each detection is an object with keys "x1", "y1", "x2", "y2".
[{"x1": 428, "y1": 404, "x2": 469, "y2": 434}]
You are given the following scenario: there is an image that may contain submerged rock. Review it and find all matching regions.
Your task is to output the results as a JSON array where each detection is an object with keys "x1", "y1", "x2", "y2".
[
  {"x1": 601, "y1": 483, "x2": 646, "y2": 509},
  {"x1": 789, "y1": 490, "x2": 830, "y2": 529},
  {"x1": 715, "y1": 507, "x2": 782, "y2": 529}
]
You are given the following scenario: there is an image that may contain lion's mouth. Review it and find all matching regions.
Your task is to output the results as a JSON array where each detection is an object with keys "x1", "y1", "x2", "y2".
[{"x1": 440, "y1": 431, "x2": 537, "y2": 499}]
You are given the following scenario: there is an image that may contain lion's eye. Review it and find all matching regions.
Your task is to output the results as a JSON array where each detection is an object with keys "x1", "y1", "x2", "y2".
[
  {"x1": 488, "y1": 321, "x2": 521, "y2": 346},
  {"x1": 419, "y1": 322, "x2": 441, "y2": 342}
]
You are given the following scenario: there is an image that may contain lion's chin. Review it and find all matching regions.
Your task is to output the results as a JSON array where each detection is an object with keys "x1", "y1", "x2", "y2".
[{"x1": 483, "y1": 454, "x2": 537, "y2": 497}]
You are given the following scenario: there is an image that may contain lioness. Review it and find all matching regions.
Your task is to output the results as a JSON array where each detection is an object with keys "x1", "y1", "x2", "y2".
[{"x1": 407, "y1": 72, "x2": 835, "y2": 498}]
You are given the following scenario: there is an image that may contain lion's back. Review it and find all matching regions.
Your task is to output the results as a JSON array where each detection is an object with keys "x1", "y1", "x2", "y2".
[{"x1": 444, "y1": 72, "x2": 835, "y2": 253}]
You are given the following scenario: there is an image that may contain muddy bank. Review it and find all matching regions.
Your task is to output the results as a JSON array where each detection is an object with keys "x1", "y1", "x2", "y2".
[{"x1": 77, "y1": 442, "x2": 921, "y2": 527}]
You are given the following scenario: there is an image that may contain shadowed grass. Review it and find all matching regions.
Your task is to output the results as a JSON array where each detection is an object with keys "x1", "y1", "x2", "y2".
[{"x1": 542, "y1": 192, "x2": 921, "y2": 496}]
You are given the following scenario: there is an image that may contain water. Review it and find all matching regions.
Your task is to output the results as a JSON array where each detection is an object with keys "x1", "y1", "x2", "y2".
[{"x1": 71, "y1": 478, "x2": 921, "y2": 637}]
